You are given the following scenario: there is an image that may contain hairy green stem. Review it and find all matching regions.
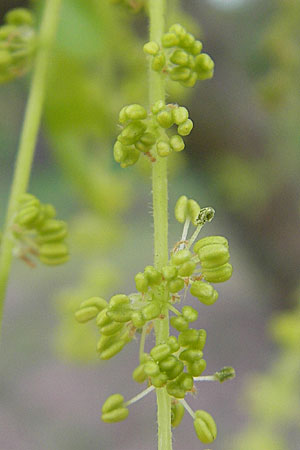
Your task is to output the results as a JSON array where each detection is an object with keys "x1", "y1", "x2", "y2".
[
  {"x1": 148, "y1": 1, "x2": 172, "y2": 449},
  {"x1": 0, "y1": 0, "x2": 62, "y2": 337}
]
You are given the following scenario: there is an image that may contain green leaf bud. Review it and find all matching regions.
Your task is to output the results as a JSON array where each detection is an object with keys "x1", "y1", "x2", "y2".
[
  {"x1": 150, "y1": 343, "x2": 171, "y2": 362},
  {"x1": 150, "y1": 373, "x2": 168, "y2": 388},
  {"x1": 174, "y1": 195, "x2": 188, "y2": 223},
  {"x1": 109, "y1": 294, "x2": 130, "y2": 308},
  {"x1": 187, "y1": 359, "x2": 207, "y2": 377},
  {"x1": 169, "y1": 135, "x2": 185, "y2": 152},
  {"x1": 80, "y1": 297, "x2": 108, "y2": 311},
  {"x1": 179, "y1": 349, "x2": 203, "y2": 363},
  {"x1": 170, "y1": 315, "x2": 189, "y2": 332},
  {"x1": 178, "y1": 260, "x2": 196, "y2": 277},
  {"x1": 202, "y1": 263, "x2": 233, "y2": 283},
  {"x1": 151, "y1": 100, "x2": 165, "y2": 114},
  {"x1": 125, "y1": 104, "x2": 147, "y2": 121},
  {"x1": 177, "y1": 372, "x2": 194, "y2": 391},
  {"x1": 178, "y1": 119, "x2": 193, "y2": 136},
  {"x1": 171, "y1": 249, "x2": 192, "y2": 266},
  {"x1": 132, "y1": 364, "x2": 147, "y2": 383},
  {"x1": 169, "y1": 24, "x2": 186, "y2": 39},
  {"x1": 214, "y1": 366, "x2": 236, "y2": 383},
  {"x1": 182, "y1": 305, "x2": 198, "y2": 322},
  {"x1": 152, "y1": 53, "x2": 166, "y2": 71},
  {"x1": 156, "y1": 140, "x2": 172, "y2": 157},
  {"x1": 198, "y1": 243, "x2": 230, "y2": 269},
  {"x1": 190, "y1": 281, "x2": 218, "y2": 306},
  {"x1": 191, "y1": 40, "x2": 203, "y2": 55},
  {"x1": 194, "y1": 410, "x2": 217, "y2": 444},
  {"x1": 142, "y1": 302, "x2": 161, "y2": 320},
  {"x1": 166, "y1": 381, "x2": 185, "y2": 399},
  {"x1": 167, "y1": 336, "x2": 180, "y2": 352},
  {"x1": 178, "y1": 328, "x2": 200, "y2": 347},
  {"x1": 170, "y1": 66, "x2": 191, "y2": 82},
  {"x1": 143, "y1": 41, "x2": 160, "y2": 55},
  {"x1": 168, "y1": 278, "x2": 185, "y2": 293},
  {"x1": 96, "y1": 308, "x2": 111, "y2": 328},
  {"x1": 165, "y1": 360, "x2": 184, "y2": 380},
  {"x1": 118, "y1": 121, "x2": 147, "y2": 145},
  {"x1": 172, "y1": 106, "x2": 189, "y2": 125},
  {"x1": 102, "y1": 407, "x2": 129, "y2": 423},
  {"x1": 113, "y1": 141, "x2": 140, "y2": 168},
  {"x1": 171, "y1": 402, "x2": 185, "y2": 428},
  {"x1": 100, "y1": 321, "x2": 124, "y2": 336},
  {"x1": 144, "y1": 265, "x2": 162, "y2": 285},
  {"x1": 162, "y1": 265, "x2": 178, "y2": 281},
  {"x1": 144, "y1": 360, "x2": 160, "y2": 376},
  {"x1": 75, "y1": 306, "x2": 99, "y2": 323},
  {"x1": 170, "y1": 49, "x2": 189, "y2": 66},
  {"x1": 5, "y1": 8, "x2": 34, "y2": 26},
  {"x1": 159, "y1": 355, "x2": 178, "y2": 372},
  {"x1": 131, "y1": 311, "x2": 146, "y2": 328},
  {"x1": 156, "y1": 110, "x2": 174, "y2": 128},
  {"x1": 187, "y1": 199, "x2": 201, "y2": 226},
  {"x1": 135, "y1": 272, "x2": 149, "y2": 292},
  {"x1": 161, "y1": 32, "x2": 179, "y2": 48},
  {"x1": 194, "y1": 236, "x2": 228, "y2": 253}
]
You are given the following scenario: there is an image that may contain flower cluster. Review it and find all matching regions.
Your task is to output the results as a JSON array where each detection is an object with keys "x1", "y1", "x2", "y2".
[
  {"x1": 12, "y1": 193, "x2": 69, "y2": 266},
  {"x1": 75, "y1": 195, "x2": 234, "y2": 444},
  {"x1": 113, "y1": 102, "x2": 193, "y2": 167},
  {"x1": 0, "y1": 8, "x2": 36, "y2": 84},
  {"x1": 144, "y1": 23, "x2": 214, "y2": 87}
]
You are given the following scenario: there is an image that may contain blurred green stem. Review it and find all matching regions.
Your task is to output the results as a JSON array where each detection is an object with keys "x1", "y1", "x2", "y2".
[
  {"x1": 0, "y1": 0, "x2": 62, "y2": 337},
  {"x1": 148, "y1": 1, "x2": 172, "y2": 449}
]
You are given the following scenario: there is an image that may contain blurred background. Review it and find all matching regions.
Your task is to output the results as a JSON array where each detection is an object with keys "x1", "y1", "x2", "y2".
[{"x1": 0, "y1": 0, "x2": 300, "y2": 449}]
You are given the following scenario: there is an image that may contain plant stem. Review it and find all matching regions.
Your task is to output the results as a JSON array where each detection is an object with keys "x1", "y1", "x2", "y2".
[
  {"x1": 148, "y1": 1, "x2": 171, "y2": 449},
  {"x1": 0, "y1": 0, "x2": 62, "y2": 337}
]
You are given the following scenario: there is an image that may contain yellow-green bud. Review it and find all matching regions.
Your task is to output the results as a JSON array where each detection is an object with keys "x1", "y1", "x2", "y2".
[
  {"x1": 178, "y1": 119, "x2": 193, "y2": 136},
  {"x1": 75, "y1": 306, "x2": 99, "y2": 323},
  {"x1": 125, "y1": 104, "x2": 147, "y2": 121},
  {"x1": 168, "y1": 278, "x2": 185, "y2": 293},
  {"x1": 135, "y1": 272, "x2": 149, "y2": 292},
  {"x1": 170, "y1": 66, "x2": 191, "y2": 82},
  {"x1": 194, "y1": 235, "x2": 228, "y2": 253},
  {"x1": 187, "y1": 359, "x2": 206, "y2": 377},
  {"x1": 118, "y1": 121, "x2": 146, "y2": 145},
  {"x1": 157, "y1": 140, "x2": 172, "y2": 157},
  {"x1": 174, "y1": 195, "x2": 188, "y2": 223},
  {"x1": 5, "y1": 8, "x2": 34, "y2": 26},
  {"x1": 162, "y1": 265, "x2": 178, "y2": 280},
  {"x1": 172, "y1": 106, "x2": 189, "y2": 125},
  {"x1": 162, "y1": 32, "x2": 179, "y2": 48},
  {"x1": 152, "y1": 53, "x2": 166, "y2": 71},
  {"x1": 142, "y1": 302, "x2": 161, "y2": 320},
  {"x1": 171, "y1": 249, "x2": 192, "y2": 266},
  {"x1": 190, "y1": 281, "x2": 218, "y2": 305},
  {"x1": 144, "y1": 360, "x2": 160, "y2": 376},
  {"x1": 194, "y1": 410, "x2": 217, "y2": 444},
  {"x1": 169, "y1": 134, "x2": 185, "y2": 152},
  {"x1": 170, "y1": 315, "x2": 189, "y2": 332},
  {"x1": 202, "y1": 263, "x2": 233, "y2": 283},
  {"x1": 143, "y1": 41, "x2": 160, "y2": 55},
  {"x1": 170, "y1": 49, "x2": 189, "y2": 66},
  {"x1": 198, "y1": 243, "x2": 230, "y2": 269},
  {"x1": 150, "y1": 343, "x2": 171, "y2": 361},
  {"x1": 187, "y1": 199, "x2": 201, "y2": 226},
  {"x1": 132, "y1": 364, "x2": 147, "y2": 383},
  {"x1": 178, "y1": 260, "x2": 196, "y2": 277},
  {"x1": 171, "y1": 402, "x2": 185, "y2": 428}
]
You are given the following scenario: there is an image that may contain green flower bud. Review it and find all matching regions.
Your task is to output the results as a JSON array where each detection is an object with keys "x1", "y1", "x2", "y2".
[
  {"x1": 144, "y1": 265, "x2": 162, "y2": 285},
  {"x1": 159, "y1": 355, "x2": 178, "y2": 372},
  {"x1": 167, "y1": 336, "x2": 180, "y2": 352},
  {"x1": 181, "y1": 32, "x2": 195, "y2": 49},
  {"x1": 179, "y1": 349, "x2": 203, "y2": 363},
  {"x1": 150, "y1": 372, "x2": 168, "y2": 387},
  {"x1": 5, "y1": 8, "x2": 34, "y2": 26},
  {"x1": 178, "y1": 260, "x2": 196, "y2": 277},
  {"x1": 178, "y1": 119, "x2": 193, "y2": 136},
  {"x1": 131, "y1": 311, "x2": 146, "y2": 328},
  {"x1": 174, "y1": 195, "x2": 188, "y2": 223},
  {"x1": 144, "y1": 360, "x2": 161, "y2": 376},
  {"x1": 181, "y1": 72, "x2": 198, "y2": 88},
  {"x1": 151, "y1": 100, "x2": 165, "y2": 114},
  {"x1": 198, "y1": 243, "x2": 230, "y2": 269},
  {"x1": 169, "y1": 134, "x2": 185, "y2": 152},
  {"x1": 142, "y1": 302, "x2": 161, "y2": 320},
  {"x1": 80, "y1": 297, "x2": 108, "y2": 311},
  {"x1": 195, "y1": 54, "x2": 214, "y2": 80},
  {"x1": 156, "y1": 140, "x2": 172, "y2": 157},
  {"x1": 168, "y1": 278, "x2": 185, "y2": 293},
  {"x1": 190, "y1": 281, "x2": 219, "y2": 306},
  {"x1": 178, "y1": 328, "x2": 200, "y2": 347},
  {"x1": 102, "y1": 393, "x2": 124, "y2": 413},
  {"x1": 100, "y1": 321, "x2": 124, "y2": 336},
  {"x1": 170, "y1": 66, "x2": 191, "y2": 82},
  {"x1": 171, "y1": 402, "x2": 185, "y2": 428},
  {"x1": 214, "y1": 366, "x2": 236, "y2": 382},
  {"x1": 107, "y1": 307, "x2": 132, "y2": 323},
  {"x1": 75, "y1": 306, "x2": 99, "y2": 323},
  {"x1": 96, "y1": 334, "x2": 112, "y2": 353},
  {"x1": 170, "y1": 49, "x2": 189, "y2": 66},
  {"x1": 38, "y1": 254, "x2": 69, "y2": 266},
  {"x1": 135, "y1": 272, "x2": 149, "y2": 292},
  {"x1": 172, "y1": 106, "x2": 189, "y2": 125},
  {"x1": 194, "y1": 236, "x2": 228, "y2": 253},
  {"x1": 187, "y1": 199, "x2": 201, "y2": 226},
  {"x1": 194, "y1": 410, "x2": 217, "y2": 444},
  {"x1": 37, "y1": 220, "x2": 67, "y2": 244},
  {"x1": 182, "y1": 305, "x2": 198, "y2": 322},
  {"x1": 118, "y1": 121, "x2": 147, "y2": 145},
  {"x1": 96, "y1": 308, "x2": 111, "y2": 328},
  {"x1": 171, "y1": 249, "x2": 192, "y2": 266},
  {"x1": 152, "y1": 53, "x2": 166, "y2": 71},
  {"x1": 102, "y1": 407, "x2": 129, "y2": 423},
  {"x1": 132, "y1": 364, "x2": 147, "y2": 383},
  {"x1": 119, "y1": 106, "x2": 128, "y2": 123},
  {"x1": 15, "y1": 205, "x2": 40, "y2": 227},
  {"x1": 187, "y1": 359, "x2": 207, "y2": 377},
  {"x1": 202, "y1": 263, "x2": 233, "y2": 283},
  {"x1": 170, "y1": 315, "x2": 189, "y2": 332},
  {"x1": 139, "y1": 132, "x2": 157, "y2": 146},
  {"x1": 109, "y1": 294, "x2": 130, "y2": 308},
  {"x1": 113, "y1": 141, "x2": 140, "y2": 168},
  {"x1": 191, "y1": 40, "x2": 203, "y2": 55},
  {"x1": 166, "y1": 381, "x2": 185, "y2": 399},
  {"x1": 169, "y1": 24, "x2": 186, "y2": 39},
  {"x1": 165, "y1": 360, "x2": 184, "y2": 380},
  {"x1": 150, "y1": 343, "x2": 171, "y2": 362},
  {"x1": 177, "y1": 372, "x2": 194, "y2": 391},
  {"x1": 192, "y1": 329, "x2": 206, "y2": 351},
  {"x1": 39, "y1": 243, "x2": 68, "y2": 259},
  {"x1": 156, "y1": 110, "x2": 174, "y2": 128},
  {"x1": 143, "y1": 41, "x2": 160, "y2": 55},
  {"x1": 125, "y1": 104, "x2": 147, "y2": 121},
  {"x1": 162, "y1": 265, "x2": 178, "y2": 280},
  {"x1": 161, "y1": 32, "x2": 179, "y2": 48},
  {"x1": 100, "y1": 336, "x2": 129, "y2": 360}
]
